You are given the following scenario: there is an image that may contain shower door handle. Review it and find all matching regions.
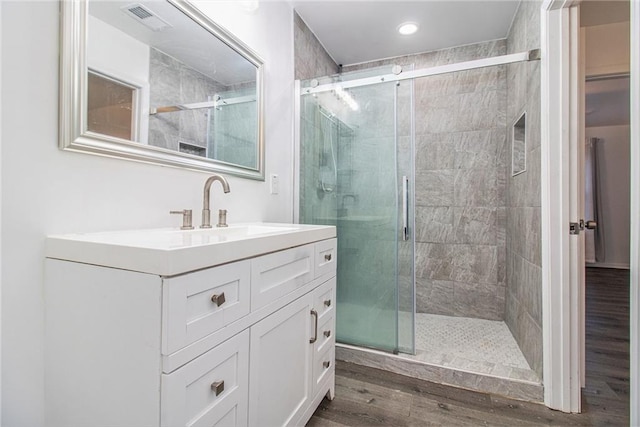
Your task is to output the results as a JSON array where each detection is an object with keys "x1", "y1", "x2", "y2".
[{"x1": 402, "y1": 176, "x2": 409, "y2": 241}]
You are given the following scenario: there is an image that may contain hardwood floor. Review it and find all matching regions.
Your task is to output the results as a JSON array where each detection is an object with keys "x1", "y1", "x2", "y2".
[{"x1": 308, "y1": 267, "x2": 630, "y2": 426}]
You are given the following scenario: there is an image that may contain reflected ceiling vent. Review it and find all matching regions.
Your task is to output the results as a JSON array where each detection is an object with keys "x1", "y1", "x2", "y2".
[{"x1": 121, "y1": 4, "x2": 172, "y2": 32}]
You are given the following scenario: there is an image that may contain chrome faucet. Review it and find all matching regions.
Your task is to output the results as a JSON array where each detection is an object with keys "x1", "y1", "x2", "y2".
[{"x1": 201, "y1": 174, "x2": 230, "y2": 228}]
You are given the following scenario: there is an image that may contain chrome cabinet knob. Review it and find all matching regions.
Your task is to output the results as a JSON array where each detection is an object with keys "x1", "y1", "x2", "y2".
[
  {"x1": 323, "y1": 361, "x2": 331, "y2": 369},
  {"x1": 324, "y1": 330, "x2": 331, "y2": 338},
  {"x1": 324, "y1": 253, "x2": 332, "y2": 262},
  {"x1": 211, "y1": 380, "x2": 224, "y2": 396},
  {"x1": 211, "y1": 292, "x2": 226, "y2": 306},
  {"x1": 324, "y1": 299, "x2": 331, "y2": 307}
]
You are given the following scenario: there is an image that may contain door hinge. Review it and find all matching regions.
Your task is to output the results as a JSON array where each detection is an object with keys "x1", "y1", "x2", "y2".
[{"x1": 569, "y1": 221, "x2": 582, "y2": 235}]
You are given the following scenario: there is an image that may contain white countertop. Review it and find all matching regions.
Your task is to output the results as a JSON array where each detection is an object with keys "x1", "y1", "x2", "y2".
[{"x1": 46, "y1": 223, "x2": 336, "y2": 276}]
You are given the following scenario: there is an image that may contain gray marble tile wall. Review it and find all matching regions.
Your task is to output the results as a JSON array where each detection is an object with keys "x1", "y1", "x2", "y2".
[
  {"x1": 346, "y1": 40, "x2": 509, "y2": 322},
  {"x1": 148, "y1": 48, "x2": 224, "y2": 153},
  {"x1": 294, "y1": 11, "x2": 340, "y2": 81},
  {"x1": 505, "y1": 0, "x2": 543, "y2": 378}
]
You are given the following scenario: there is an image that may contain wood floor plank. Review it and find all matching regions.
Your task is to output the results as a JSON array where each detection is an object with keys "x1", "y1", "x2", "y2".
[
  {"x1": 307, "y1": 267, "x2": 629, "y2": 426},
  {"x1": 335, "y1": 375, "x2": 413, "y2": 417}
]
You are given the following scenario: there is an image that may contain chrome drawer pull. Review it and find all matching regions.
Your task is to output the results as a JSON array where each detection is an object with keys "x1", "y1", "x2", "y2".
[
  {"x1": 211, "y1": 292, "x2": 226, "y2": 306},
  {"x1": 310, "y1": 309, "x2": 318, "y2": 343},
  {"x1": 323, "y1": 360, "x2": 331, "y2": 369},
  {"x1": 324, "y1": 299, "x2": 331, "y2": 307},
  {"x1": 211, "y1": 380, "x2": 225, "y2": 396},
  {"x1": 324, "y1": 253, "x2": 332, "y2": 262},
  {"x1": 324, "y1": 330, "x2": 331, "y2": 338}
]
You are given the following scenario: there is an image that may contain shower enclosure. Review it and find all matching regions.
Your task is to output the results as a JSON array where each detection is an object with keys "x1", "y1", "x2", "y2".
[
  {"x1": 297, "y1": 67, "x2": 415, "y2": 354},
  {"x1": 296, "y1": 49, "x2": 542, "y2": 396}
]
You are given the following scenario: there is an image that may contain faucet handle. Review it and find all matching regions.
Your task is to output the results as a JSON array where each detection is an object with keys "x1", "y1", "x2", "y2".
[
  {"x1": 217, "y1": 209, "x2": 228, "y2": 228},
  {"x1": 170, "y1": 209, "x2": 194, "y2": 230}
]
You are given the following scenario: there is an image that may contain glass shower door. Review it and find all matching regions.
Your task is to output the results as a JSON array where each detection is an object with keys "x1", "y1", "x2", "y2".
[{"x1": 299, "y1": 73, "x2": 414, "y2": 354}]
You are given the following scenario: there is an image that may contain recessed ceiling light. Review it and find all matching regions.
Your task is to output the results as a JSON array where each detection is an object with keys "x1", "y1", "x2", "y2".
[{"x1": 397, "y1": 22, "x2": 419, "y2": 36}]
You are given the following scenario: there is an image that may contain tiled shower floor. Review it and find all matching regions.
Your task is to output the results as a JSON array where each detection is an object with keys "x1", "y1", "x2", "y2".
[
  {"x1": 337, "y1": 306, "x2": 542, "y2": 400},
  {"x1": 337, "y1": 303, "x2": 541, "y2": 384},
  {"x1": 412, "y1": 313, "x2": 540, "y2": 383}
]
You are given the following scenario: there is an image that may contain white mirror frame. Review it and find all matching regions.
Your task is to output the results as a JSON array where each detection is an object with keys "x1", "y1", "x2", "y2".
[{"x1": 59, "y1": 0, "x2": 265, "y2": 180}]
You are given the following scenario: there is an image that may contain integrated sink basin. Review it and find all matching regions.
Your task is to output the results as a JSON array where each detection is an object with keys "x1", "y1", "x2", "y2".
[
  {"x1": 183, "y1": 224, "x2": 298, "y2": 238},
  {"x1": 46, "y1": 223, "x2": 336, "y2": 276}
]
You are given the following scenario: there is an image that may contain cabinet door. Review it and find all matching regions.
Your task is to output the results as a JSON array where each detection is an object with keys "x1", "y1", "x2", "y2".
[{"x1": 248, "y1": 295, "x2": 313, "y2": 427}]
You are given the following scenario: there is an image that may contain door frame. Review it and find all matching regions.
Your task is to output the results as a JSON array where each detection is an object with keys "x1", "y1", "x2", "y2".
[
  {"x1": 540, "y1": 0, "x2": 581, "y2": 412},
  {"x1": 629, "y1": 2, "x2": 639, "y2": 424},
  {"x1": 541, "y1": 0, "x2": 640, "y2": 418}
]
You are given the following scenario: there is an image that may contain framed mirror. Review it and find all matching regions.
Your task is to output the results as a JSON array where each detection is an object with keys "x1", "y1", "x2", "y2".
[
  {"x1": 511, "y1": 112, "x2": 526, "y2": 176},
  {"x1": 60, "y1": 0, "x2": 265, "y2": 180}
]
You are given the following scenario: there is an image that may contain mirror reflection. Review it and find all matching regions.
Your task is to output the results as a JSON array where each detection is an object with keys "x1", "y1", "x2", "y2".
[{"x1": 62, "y1": 0, "x2": 264, "y2": 178}]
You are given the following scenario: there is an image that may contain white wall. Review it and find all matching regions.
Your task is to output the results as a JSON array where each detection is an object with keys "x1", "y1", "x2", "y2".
[
  {"x1": 0, "y1": 1, "x2": 294, "y2": 425},
  {"x1": 584, "y1": 21, "x2": 630, "y2": 76},
  {"x1": 585, "y1": 125, "x2": 631, "y2": 269}
]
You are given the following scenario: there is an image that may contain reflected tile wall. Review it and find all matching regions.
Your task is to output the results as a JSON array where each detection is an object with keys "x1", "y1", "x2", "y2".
[
  {"x1": 210, "y1": 84, "x2": 258, "y2": 168},
  {"x1": 148, "y1": 48, "x2": 223, "y2": 153}
]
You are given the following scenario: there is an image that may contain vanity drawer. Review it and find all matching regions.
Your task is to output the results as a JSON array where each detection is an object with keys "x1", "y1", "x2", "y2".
[
  {"x1": 314, "y1": 313, "x2": 335, "y2": 356},
  {"x1": 314, "y1": 239, "x2": 337, "y2": 278},
  {"x1": 312, "y1": 345, "x2": 335, "y2": 396},
  {"x1": 163, "y1": 260, "x2": 250, "y2": 354},
  {"x1": 161, "y1": 330, "x2": 249, "y2": 427},
  {"x1": 313, "y1": 277, "x2": 335, "y2": 321},
  {"x1": 251, "y1": 244, "x2": 314, "y2": 310}
]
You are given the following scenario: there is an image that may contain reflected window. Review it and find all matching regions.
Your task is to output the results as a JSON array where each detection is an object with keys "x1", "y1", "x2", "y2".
[{"x1": 87, "y1": 71, "x2": 137, "y2": 141}]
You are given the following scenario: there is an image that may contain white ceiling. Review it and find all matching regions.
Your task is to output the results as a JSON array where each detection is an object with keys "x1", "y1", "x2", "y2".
[{"x1": 292, "y1": 1, "x2": 520, "y2": 66}]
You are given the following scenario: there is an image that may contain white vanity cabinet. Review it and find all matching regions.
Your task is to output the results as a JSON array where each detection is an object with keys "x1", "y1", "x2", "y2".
[{"x1": 44, "y1": 224, "x2": 336, "y2": 427}]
